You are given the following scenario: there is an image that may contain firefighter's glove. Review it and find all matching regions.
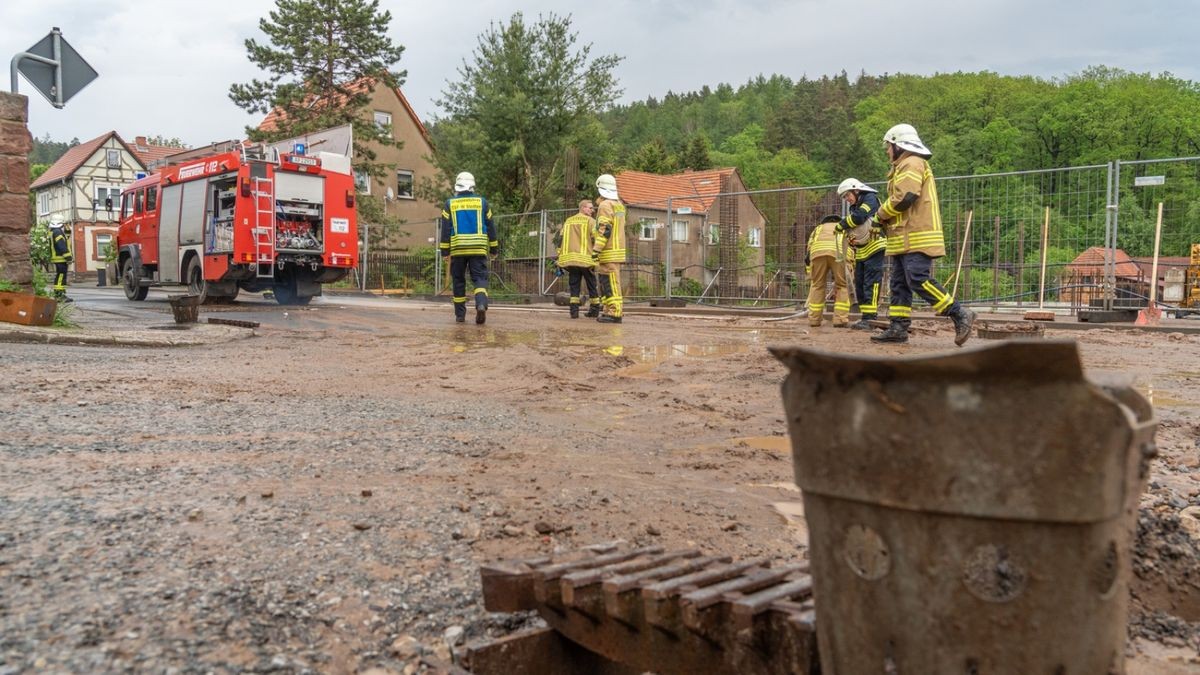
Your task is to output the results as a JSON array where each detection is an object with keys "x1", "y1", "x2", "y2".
[{"x1": 805, "y1": 265, "x2": 811, "y2": 277}]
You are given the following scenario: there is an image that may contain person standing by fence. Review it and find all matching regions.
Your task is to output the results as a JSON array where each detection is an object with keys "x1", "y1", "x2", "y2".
[
  {"x1": 439, "y1": 172, "x2": 497, "y2": 324},
  {"x1": 836, "y1": 178, "x2": 884, "y2": 330},
  {"x1": 871, "y1": 124, "x2": 976, "y2": 345},
  {"x1": 556, "y1": 200, "x2": 601, "y2": 319},
  {"x1": 593, "y1": 174, "x2": 627, "y2": 324}
]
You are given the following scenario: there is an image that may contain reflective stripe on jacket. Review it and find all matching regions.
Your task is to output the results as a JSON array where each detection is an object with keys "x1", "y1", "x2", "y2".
[
  {"x1": 557, "y1": 213, "x2": 597, "y2": 268},
  {"x1": 593, "y1": 199, "x2": 626, "y2": 263},
  {"x1": 878, "y1": 153, "x2": 946, "y2": 258},
  {"x1": 50, "y1": 227, "x2": 72, "y2": 263},
  {"x1": 439, "y1": 192, "x2": 497, "y2": 257},
  {"x1": 807, "y1": 222, "x2": 840, "y2": 260},
  {"x1": 840, "y1": 192, "x2": 886, "y2": 258}
]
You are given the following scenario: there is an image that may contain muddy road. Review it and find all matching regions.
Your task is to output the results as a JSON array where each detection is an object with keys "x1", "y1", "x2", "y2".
[{"x1": 1, "y1": 291, "x2": 1198, "y2": 673}]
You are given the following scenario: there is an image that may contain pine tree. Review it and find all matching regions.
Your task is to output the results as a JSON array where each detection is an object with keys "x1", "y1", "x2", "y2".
[
  {"x1": 229, "y1": 0, "x2": 406, "y2": 178},
  {"x1": 679, "y1": 135, "x2": 712, "y2": 171},
  {"x1": 628, "y1": 138, "x2": 676, "y2": 174}
]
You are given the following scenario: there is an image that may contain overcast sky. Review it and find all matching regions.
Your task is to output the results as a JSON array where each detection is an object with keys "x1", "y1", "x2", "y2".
[{"x1": 4, "y1": 0, "x2": 1198, "y2": 147}]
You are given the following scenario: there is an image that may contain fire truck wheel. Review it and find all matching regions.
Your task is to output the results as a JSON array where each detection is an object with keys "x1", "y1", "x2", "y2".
[
  {"x1": 272, "y1": 281, "x2": 312, "y2": 306},
  {"x1": 185, "y1": 257, "x2": 210, "y2": 304},
  {"x1": 122, "y1": 259, "x2": 148, "y2": 301}
]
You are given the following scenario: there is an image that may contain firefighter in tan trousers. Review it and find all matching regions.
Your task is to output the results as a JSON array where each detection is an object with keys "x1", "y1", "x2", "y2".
[
  {"x1": 805, "y1": 215, "x2": 850, "y2": 327},
  {"x1": 557, "y1": 200, "x2": 601, "y2": 319},
  {"x1": 593, "y1": 174, "x2": 626, "y2": 323}
]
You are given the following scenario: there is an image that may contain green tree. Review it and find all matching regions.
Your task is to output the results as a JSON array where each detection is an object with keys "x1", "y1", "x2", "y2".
[
  {"x1": 628, "y1": 138, "x2": 676, "y2": 173},
  {"x1": 432, "y1": 12, "x2": 622, "y2": 213},
  {"x1": 228, "y1": 0, "x2": 406, "y2": 178},
  {"x1": 145, "y1": 135, "x2": 189, "y2": 149},
  {"x1": 30, "y1": 134, "x2": 78, "y2": 165},
  {"x1": 679, "y1": 134, "x2": 712, "y2": 171}
]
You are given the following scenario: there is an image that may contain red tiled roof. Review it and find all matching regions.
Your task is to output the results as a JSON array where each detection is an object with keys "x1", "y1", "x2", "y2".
[
  {"x1": 128, "y1": 137, "x2": 188, "y2": 166},
  {"x1": 258, "y1": 77, "x2": 431, "y2": 147},
  {"x1": 615, "y1": 168, "x2": 740, "y2": 213},
  {"x1": 1067, "y1": 246, "x2": 1142, "y2": 278},
  {"x1": 31, "y1": 131, "x2": 116, "y2": 189},
  {"x1": 31, "y1": 131, "x2": 160, "y2": 190},
  {"x1": 1131, "y1": 256, "x2": 1191, "y2": 280}
]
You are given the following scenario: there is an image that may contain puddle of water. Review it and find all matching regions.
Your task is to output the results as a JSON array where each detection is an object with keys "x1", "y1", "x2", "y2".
[
  {"x1": 1140, "y1": 382, "x2": 1198, "y2": 408},
  {"x1": 627, "y1": 343, "x2": 754, "y2": 364},
  {"x1": 734, "y1": 436, "x2": 792, "y2": 454}
]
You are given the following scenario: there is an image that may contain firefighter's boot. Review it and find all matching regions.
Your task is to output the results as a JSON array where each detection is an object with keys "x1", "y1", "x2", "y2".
[
  {"x1": 585, "y1": 304, "x2": 600, "y2": 318},
  {"x1": 598, "y1": 314, "x2": 622, "y2": 324},
  {"x1": 850, "y1": 314, "x2": 875, "y2": 330},
  {"x1": 569, "y1": 303, "x2": 580, "y2": 319},
  {"x1": 54, "y1": 291, "x2": 73, "y2": 304},
  {"x1": 948, "y1": 305, "x2": 976, "y2": 346},
  {"x1": 475, "y1": 291, "x2": 488, "y2": 325},
  {"x1": 870, "y1": 320, "x2": 910, "y2": 343}
]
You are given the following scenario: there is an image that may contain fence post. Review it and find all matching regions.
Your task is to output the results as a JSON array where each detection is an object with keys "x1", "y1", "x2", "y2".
[
  {"x1": 665, "y1": 197, "x2": 673, "y2": 299},
  {"x1": 539, "y1": 210, "x2": 546, "y2": 297},
  {"x1": 361, "y1": 221, "x2": 369, "y2": 292},
  {"x1": 1103, "y1": 161, "x2": 1118, "y2": 311}
]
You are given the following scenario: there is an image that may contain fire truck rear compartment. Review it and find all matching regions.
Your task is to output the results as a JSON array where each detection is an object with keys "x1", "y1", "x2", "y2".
[{"x1": 274, "y1": 171, "x2": 326, "y2": 255}]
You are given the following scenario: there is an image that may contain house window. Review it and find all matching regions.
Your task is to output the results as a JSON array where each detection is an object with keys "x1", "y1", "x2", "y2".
[
  {"x1": 708, "y1": 223, "x2": 720, "y2": 245},
  {"x1": 95, "y1": 185, "x2": 121, "y2": 212},
  {"x1": 639, "y1": 218, "x2": 657, "y2": 241},
  {"x1": 748, "y1": 227, "x2": 762, "y2": 248},
  {"x1": 38, "y1": 192, "x2": 50, "y2": 216},
  {"x1": 106, "y1": 149, "x2": 121, "y2": 168},
  {"x1": 95, "y1": 233, "x2": 113, "y2": 261},
  {"x1": 672, "y1": 220, "x2": 688, "y2": 242},
  {"x1": 396, "y1": 169, "x2": 414, "y2": 199},
  {"x1": 354, "y1": 170, "x2": 370, "y2": 195},
  {"x1": 374, "y1": 111, "x2": 393, "y2": 137}
]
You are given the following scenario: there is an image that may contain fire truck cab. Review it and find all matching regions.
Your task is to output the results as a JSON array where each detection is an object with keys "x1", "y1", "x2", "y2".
[{"x1": 116, "y1": 143, "x2": 358, "y2": 305}]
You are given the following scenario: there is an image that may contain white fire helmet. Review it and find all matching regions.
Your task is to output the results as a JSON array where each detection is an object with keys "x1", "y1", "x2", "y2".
[
  {"x1": 882, "y1": 123, "x2": 932, "y2": 157},
  {"x1": 595, "y1": 174, "x2": 619, "y2": 200},
  {"x1": 454, "y1": 171, "x2": 475, "y2": 192},
  {"x1": 837, "y1": 178, "x2": 878, "y2": 197},
  {"x1": 49, "y1": 213, "x2": 66, "y2": 227}
]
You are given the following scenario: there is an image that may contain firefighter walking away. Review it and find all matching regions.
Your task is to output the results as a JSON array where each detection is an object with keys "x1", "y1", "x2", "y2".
[
  {"x1": 439, "y1": 172, "x2": 498, "y2": 324},
  {"x1": 557, "y1": 200, "x2": 601, "y2": 319}
]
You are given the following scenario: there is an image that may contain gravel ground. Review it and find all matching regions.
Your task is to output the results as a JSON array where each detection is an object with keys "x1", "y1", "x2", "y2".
[{"x1": 1, "y1": 301, "x2": 1198, "y2": 673}]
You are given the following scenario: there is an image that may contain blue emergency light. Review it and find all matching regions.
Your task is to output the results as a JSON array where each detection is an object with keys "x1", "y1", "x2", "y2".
[{"x1": 294, "y1": 142, "x2": 306, "y2": 156}]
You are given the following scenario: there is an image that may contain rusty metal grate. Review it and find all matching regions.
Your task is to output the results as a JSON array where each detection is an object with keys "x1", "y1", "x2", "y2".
[{"x1": 467, "y1": 542, "x2": 818, "y2": 675}]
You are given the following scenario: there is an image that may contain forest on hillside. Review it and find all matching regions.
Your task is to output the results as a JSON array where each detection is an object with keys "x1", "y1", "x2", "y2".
[{"x1": 600, "y1": 67, "x2": 1200, "y2": 189}]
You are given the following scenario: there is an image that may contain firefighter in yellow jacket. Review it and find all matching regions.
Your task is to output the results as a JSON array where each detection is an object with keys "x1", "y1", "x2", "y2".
[
  {"x1": 592, "y1": 174, "x2": 626, "y2": 323},
  {"x1": 870, "y1": 124, "x2": 976, "y2": 346},
  {"x1": 556, "y1": 200, "x2": 601, "y2": 319},
  {"x1": 49, "y1": 215, "x2": 74, "y2": 303},
  {"x1": 805, "y1": 215, "x2": 850, "y2": 328}
]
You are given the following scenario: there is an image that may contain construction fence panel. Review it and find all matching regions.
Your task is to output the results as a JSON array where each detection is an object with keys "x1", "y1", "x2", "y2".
[
  {"x1": 929, "y1": 165, "x2": 1112, "y2": 312},
  {"x1": 1114, "y1": 157, "x2": 1200, "y2": 310}
]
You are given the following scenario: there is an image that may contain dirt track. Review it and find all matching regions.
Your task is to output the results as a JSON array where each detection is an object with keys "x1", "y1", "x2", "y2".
[{"x1": 1, "y1": 299, "x2": 1198, "y2": 673}]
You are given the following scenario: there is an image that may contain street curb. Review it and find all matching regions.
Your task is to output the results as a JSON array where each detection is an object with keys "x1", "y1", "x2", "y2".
[{"x1": 0, "y1": 324, "x2": 257, "y2": 347}]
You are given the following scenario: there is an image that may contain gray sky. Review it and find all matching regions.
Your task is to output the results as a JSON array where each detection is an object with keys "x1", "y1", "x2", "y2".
[{"x1": 4, "y1": 0, "x2": 1198, "y2": 147}]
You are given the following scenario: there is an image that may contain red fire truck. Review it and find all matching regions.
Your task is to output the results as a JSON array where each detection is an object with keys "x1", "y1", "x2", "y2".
[{"x1": 116, "y1": 143, "x2": 358, "y2": 305}]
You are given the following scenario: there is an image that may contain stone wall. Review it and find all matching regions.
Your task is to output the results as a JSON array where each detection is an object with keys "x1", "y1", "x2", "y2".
[{"x1": 0, "y1": 92, "x2": 33, "y2": 287}]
